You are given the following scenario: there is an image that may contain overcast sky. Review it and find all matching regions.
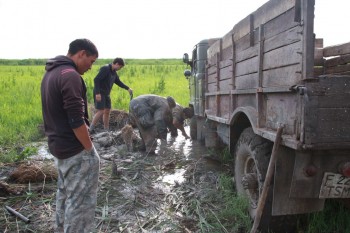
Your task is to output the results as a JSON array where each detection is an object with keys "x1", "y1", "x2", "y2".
[{"x1": 0, "y1": 0, "x2": 348, "y2": 59}]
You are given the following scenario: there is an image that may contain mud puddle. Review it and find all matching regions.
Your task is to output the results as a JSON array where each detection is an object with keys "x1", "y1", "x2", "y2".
[{"x1": 0, "y1": 126, "x2": 232, "y2": 233}]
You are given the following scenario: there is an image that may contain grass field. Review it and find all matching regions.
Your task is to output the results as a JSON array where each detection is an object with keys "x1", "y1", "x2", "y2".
[{"x1": 0, "y1": 59, "x2": 189, "y2": 161}]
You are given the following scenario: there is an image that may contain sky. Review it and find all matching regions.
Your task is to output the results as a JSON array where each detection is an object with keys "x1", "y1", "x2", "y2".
[{"x1": 0, "y1": 0, "x2": 348, "y2": 59}]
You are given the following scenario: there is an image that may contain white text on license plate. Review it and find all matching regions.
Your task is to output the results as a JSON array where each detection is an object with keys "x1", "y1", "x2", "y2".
[{"x1": 319, "y1": 172, "x2": 350, "y2": 198}]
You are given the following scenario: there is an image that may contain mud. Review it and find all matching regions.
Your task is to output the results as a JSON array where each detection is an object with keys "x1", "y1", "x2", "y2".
[{"x1": 0, "y1": 126, "x2": 234, "y2": 233}]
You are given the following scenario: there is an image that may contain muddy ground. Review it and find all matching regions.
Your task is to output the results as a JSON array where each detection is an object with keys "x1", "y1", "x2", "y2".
[{"x1": 0, "y1": 123, "x2": 242, "y2": 233}]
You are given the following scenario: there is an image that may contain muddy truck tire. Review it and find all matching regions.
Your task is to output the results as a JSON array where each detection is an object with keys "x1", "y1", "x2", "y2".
[
  {"x1": 190, "y1": 117, "x2": 197, "y2": 140},
  {"x1": 189, "y1": 116, "x2": 206, "y2": 143},
  {"x1": 234, "y1": 127, "x2": 297, "y2": 233}
]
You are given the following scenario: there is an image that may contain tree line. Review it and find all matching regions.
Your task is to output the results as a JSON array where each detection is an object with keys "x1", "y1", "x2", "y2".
[{"x1": 0, "y1": 58, "x2": 183, "y2": 66}]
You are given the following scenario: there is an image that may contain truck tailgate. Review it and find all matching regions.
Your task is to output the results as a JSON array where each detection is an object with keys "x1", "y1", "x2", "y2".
[{"x1": 304, "y1": 75, "x2": 350, "y2": 148}]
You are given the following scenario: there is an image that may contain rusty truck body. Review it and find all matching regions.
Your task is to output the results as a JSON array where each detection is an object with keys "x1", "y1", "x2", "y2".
[{"x1": 183, "y1": 0, "x2": 350, "y2": 231}]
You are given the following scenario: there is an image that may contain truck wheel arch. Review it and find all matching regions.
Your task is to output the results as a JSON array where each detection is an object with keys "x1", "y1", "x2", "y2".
[{"x1": 229, "y1": 106, "x2": 258, "y2": 149}]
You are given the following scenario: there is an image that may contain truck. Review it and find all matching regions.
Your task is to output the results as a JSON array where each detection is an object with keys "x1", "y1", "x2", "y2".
[{"x1": 182, "y1": 0, "x2": 350, "y2": 232}]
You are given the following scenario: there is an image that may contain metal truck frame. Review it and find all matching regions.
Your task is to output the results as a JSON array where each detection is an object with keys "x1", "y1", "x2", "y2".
[{"x1": 183, "y1": 0, "x2": 350, "y2": 231}]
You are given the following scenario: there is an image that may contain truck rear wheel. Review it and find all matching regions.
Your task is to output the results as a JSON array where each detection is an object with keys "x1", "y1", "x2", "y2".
[
  {"x1": 190, "y1": 116, "x2": 205, "y2": 143},
  {"x1": 234, "y1": 127, "x2": 297, "y2": 233},
  {"x1": 190, "y1": 117, "x2": 197, "y2": 140}
]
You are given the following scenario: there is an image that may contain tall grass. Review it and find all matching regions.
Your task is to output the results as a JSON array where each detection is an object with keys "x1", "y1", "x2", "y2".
[
  {"x1": 0, "y1": 60, "x2": 189, "y2": 162},
  {"x1": 0, "y1": 66, "x2": 43, "y2": 158}
]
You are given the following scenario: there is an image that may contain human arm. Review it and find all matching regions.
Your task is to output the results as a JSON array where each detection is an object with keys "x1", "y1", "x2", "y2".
[
  {"x1": 73, "y1": 124, "x2": 93, "y2": 151},
  {"x1": 114, "y1": 74, "x2": 130, "y2": 90},
  {"x1": 173, "y1": 118, "x2": 190, "y2": 139},
  {"x1": 62, "y1": 71, "x2": 94, "y2": 150}
]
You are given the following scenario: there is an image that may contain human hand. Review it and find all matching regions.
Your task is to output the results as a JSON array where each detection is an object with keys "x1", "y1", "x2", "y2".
[{"x1": 96, "y1": 94, "x2": 101, "y2": 102}]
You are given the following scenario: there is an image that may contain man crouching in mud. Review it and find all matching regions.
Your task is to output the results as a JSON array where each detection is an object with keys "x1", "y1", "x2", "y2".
[
  {"x1": 41, "y1": 39, "x2": 100, "y2": 233},
  {"x1": 129, "y1": 94, "x2": 193, "y2": 154}
]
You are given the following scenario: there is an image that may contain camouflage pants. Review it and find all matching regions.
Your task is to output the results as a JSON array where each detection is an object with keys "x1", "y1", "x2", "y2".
[{"x1": 54, "y1": 147, "x2": 100, "y2": 233}]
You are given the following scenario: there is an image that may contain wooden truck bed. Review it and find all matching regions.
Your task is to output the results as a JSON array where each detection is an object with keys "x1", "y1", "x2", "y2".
[{"x1": 204, "y1": 0, "x2": 350, "y2": 150}]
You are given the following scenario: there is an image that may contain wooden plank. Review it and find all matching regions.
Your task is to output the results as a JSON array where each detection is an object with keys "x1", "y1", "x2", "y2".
[
  {"x1": 207, "y1": 82, "x2": 217, "y2": 92},
  {"x1": 325, "y1": 63, "x2": 350, "y2": 75},
  {"x1": 250, "y1": 14, "x2": 255, "y2": 47},
  {"x1": 311, "y1": 119, "x2": 350, "y2": 143},
  {"x1": 325, "y1": 54, "x2": 350, "y2": 67},
  {"x1": 230, "y1": 0, "x2": 296, "y2": 42},
  {"x1": 315, "y1": 38, "x2": 323, "y2": 48},
  {"x1": 218, "y1": 78, "x2": 232, "y2": 91},
  {"x1": 236, "y1": 44, "x2": 258, "y2": 63},
  {"x1": 225, "y1": 30, "x2": 252, "y2": 55},
  {"x1": 262, "y1": 64, "x2": 302, "y2": 87},
  {"x1": 216, "y1": 52, "x2": 220, "y2": 90},
  {"x1": 219, "y1": 60, "x2": 232, "y2": 69},
  {"x1": 264, "y1": 25, "x2": 302, "y2": 53},
  {"x1": 219, "y1": 65, "x2": 232, "y2": 81},
  {"x1": 257, "y1": 25, "x2": 265, "y2": 128},
  {"x1": 263, "y1": 7, "x2": 299, "y2": 41},
  {"x1": 221, "y1": 46, "x2": 233, "y2": 61},
  {"x1": 207, "y1": 73, "x2": 217, "y2": 84},
  {"x1": 263, "y1": 41, "x2": 302, "y2": 70},
  {"x1": 314, "y1": 48, "x2": 324, "y2": 66},
  {"x1": 236, "y1": 56, "x2": 259, "y2": 76},
  {"x1": 304, "y1": 76, "x2": 350, "y2": 144},
  {"x1": 206, "y1": 96, "x2": 217, "y2": 115},
  {"x1": 219, "y1": 95, "x2": 231, "y2": 117},
  {"x1": 266, "y1": 93, "x2": 298, "y2": 134},
  {"x1": 213, "y1": 0, "x2": 296, "y2": 58},
  {"x1": 207, "y1": 66, "x2": 217, "y2": 75},
  {"x1": 235, "y1": 73, "x2": 259, "y2": 89},
  {"x1": 323, "y1": 42, "x2": 350, "y2": 57},
  {"x1": 301, "y1": 0, "x2": 315, "y2": 79},
  {"x1": 314, "y1": 93, "x2": 350, "y2": 108},
  {"x1": 235, "y1": 94, "x2": 257, "y2": 110}
]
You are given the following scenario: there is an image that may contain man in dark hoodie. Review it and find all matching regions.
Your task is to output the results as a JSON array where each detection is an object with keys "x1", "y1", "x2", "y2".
[
  {"x1": 41, "y1": 38, "x2": 100, "y2": 233},
  {"x1": 89, "y1": 57, "x2": 133, "y2": 133}
]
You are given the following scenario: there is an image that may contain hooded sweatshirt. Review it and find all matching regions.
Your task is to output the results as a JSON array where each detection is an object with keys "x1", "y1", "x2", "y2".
[{"x1": 41, "y1": 55, "x2": 89, "y2": 159}]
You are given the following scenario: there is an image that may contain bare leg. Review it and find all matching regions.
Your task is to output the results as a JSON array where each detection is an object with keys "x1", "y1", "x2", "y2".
[
  {"x1": 91, "y1": 109, "x2": 104, "y2": 130},
  {"x1": 103, "y1": 109, "x2": 111, "y2": 130}
]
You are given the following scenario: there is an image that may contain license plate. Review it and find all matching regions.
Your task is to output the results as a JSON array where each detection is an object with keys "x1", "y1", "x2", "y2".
[{"x1": 319, "y1": 172, "x2": 350, "y2": 198}]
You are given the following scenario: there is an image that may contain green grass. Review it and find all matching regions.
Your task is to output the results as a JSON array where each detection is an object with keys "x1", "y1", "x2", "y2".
[
  {"x1": 0, "y1": 59, "x2": 190, "y2": 162},
  {"x1": 305, "y1": 200, "x2": 350, "y2": 233},
  {"x1": 210, "y1": 174, "x2": 252, "y2": 232}
]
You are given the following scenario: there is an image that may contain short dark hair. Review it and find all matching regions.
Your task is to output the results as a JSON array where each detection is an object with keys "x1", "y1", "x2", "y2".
[
  {"x1": 113, "y1": 57, "x2": 125, "y2": 66},
  {"x1": 68, "y1": 39, "x2": 99, "y2": 57}
]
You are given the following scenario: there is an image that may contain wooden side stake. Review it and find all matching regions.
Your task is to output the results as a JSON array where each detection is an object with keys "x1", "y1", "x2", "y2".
[{"x1": 250, "y1": 126, "x2": 284, "y2": 233}]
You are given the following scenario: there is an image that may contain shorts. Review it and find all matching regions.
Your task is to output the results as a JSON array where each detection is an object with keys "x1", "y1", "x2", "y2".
[{"x1": 94, "y1": 93, "x2": 111, "y2": 110}]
